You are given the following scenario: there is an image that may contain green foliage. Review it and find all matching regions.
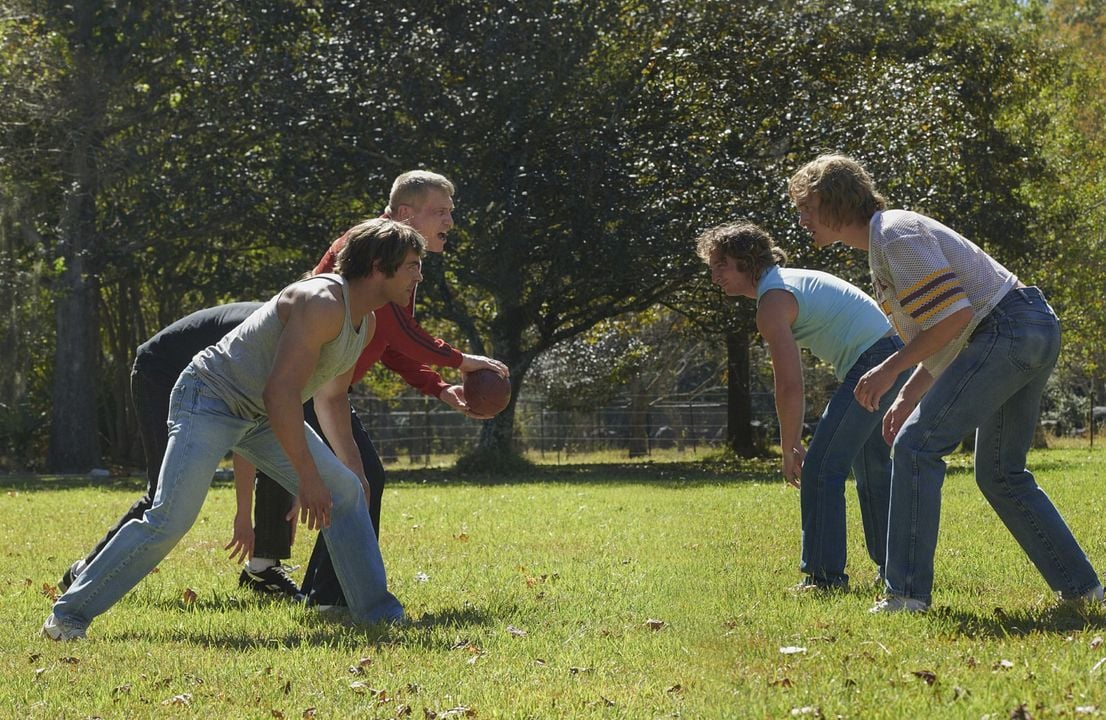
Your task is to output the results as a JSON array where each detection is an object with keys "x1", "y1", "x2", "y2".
[{"x1": 2, "y1": 0, "x2": 1104, "y2": 465}]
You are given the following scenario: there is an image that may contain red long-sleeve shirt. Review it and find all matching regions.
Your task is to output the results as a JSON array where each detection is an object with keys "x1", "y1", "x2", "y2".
[{"x1": 314, "y1": 234, "x2": 463, "y2": 397}]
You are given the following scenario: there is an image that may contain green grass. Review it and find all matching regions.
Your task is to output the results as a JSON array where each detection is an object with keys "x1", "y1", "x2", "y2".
[{"x1": 3, "y1": 449, "x2": 1105, "y2": 718}]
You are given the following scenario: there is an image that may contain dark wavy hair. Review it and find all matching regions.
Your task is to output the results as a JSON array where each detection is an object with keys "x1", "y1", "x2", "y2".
[{"x1": 695, "y1": 221, "x2": 788, "y2": 283}]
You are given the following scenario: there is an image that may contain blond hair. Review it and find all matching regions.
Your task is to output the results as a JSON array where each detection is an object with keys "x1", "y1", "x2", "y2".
[
  {"x1": 385, "y1": 170, "x2": 455, "y2": 215},
  {"x1": 788, "y1": 154, "x2": 887, "y2": 228}
]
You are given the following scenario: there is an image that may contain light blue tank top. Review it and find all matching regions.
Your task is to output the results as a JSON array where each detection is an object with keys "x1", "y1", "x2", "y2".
[
  {"x1": 191, "y1": 274, "x2": 369, "y2": 419},
  {"x1": 756, "y1": 266, "x2": 891, "y2": 381}
]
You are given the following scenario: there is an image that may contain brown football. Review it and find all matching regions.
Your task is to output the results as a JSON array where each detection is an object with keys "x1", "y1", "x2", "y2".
[{"x1": 463, "y1": 369, "x2": 511, "y2": 416}]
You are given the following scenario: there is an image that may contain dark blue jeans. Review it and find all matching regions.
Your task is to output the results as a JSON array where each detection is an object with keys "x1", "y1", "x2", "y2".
[
  {"x1": 299, "y1": 396, "x2": 385, "y2": 607},
  {"x1": 800, "y1": 335, "x2": 909, "y2": 586}
]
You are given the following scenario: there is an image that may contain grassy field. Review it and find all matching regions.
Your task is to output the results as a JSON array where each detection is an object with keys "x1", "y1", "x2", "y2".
[{"x1": 3, "y1": 449, "x2": 1105, "y2": 719}]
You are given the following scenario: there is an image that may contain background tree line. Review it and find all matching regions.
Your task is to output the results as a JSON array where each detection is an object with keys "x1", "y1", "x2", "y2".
[{"x1": 1, "y1": 0, "x2": 1103, "y2": 472}]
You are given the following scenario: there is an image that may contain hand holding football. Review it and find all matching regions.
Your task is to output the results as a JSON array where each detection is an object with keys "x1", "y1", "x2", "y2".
[{"x1": 462, "y1": 369, "x2": 511, "y2": 417}]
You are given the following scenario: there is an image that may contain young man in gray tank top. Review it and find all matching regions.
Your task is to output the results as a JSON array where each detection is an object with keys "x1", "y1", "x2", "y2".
[{"x1": 43, "y1": 218, "x2": 422, "y2": 640}]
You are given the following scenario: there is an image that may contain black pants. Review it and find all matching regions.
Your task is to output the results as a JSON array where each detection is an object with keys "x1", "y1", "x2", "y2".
[
  {"x1": 299, "y1": 396, "x2": 385, "y2": 606},
  {"x1": 81, "y1": 368, "x2": 294, "y2": 566}
]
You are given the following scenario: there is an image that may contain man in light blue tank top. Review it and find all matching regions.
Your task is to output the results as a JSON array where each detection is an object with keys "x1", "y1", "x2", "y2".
[
  {"x1": 696, "y1": 222, "x2": 912, "y2": 591},
  {"x1": 43, "y1": 219, "x2": 423, "y2": 640}
]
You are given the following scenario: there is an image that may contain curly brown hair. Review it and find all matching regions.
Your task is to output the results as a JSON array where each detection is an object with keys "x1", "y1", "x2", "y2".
[{"x1": 694, "y1": 221, "x2": 787, "y2": 284}]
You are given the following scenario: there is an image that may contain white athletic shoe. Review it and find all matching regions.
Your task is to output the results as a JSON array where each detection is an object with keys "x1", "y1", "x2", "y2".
[
  {"x1": 869, "y1": 595, "x2": 929, "y2": 614},
  {"x1": 1062, "y1": 583, "x2": 1105, "y2": 608},
  {"x1": 42, "y1": 613, "x2": 86, "y2": 641}
]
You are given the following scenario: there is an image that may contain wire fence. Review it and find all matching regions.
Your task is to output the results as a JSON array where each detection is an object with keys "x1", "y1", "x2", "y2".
[
  {"x1": 350, "y1": 391, "x2": 778, "y2": 465},
  {"x1": 350, "y1": 392, "x2": 1105, "y2": 466}
]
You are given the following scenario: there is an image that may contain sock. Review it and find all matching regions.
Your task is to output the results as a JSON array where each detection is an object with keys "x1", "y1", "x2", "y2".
[{"x1": 247, "y1": 557, "x2": 277, "y2": 572}]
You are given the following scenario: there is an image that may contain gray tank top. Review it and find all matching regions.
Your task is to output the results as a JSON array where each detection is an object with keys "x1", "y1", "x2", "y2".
[{"x1": 191, "y1": 274, "x2": 369, "y2": 419}]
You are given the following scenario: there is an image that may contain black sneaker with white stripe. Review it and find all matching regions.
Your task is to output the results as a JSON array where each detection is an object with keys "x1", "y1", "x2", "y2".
[{"x1": 238, "y1": 565, "x2": 306, "y2": 602}]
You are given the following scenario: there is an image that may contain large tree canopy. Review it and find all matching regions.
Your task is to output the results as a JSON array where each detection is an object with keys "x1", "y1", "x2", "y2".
[{"x1": 0, "y1": 0, "x2": 1100, "y2": 469}]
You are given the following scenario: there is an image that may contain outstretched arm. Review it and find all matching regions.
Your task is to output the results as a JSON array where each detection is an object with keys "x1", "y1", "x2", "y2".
[
  {"x1": 225, "y1": 453, "x2": 256, "y2": 562},
  {"x1": 757, "y1": 291, "x2": 804, "y2": 488},
  {"x1": 263, "y1": 283, "x2": 352, "y2": 531},
  {"x1": 313, "y1": 365, "x2": 369, "y2": 502}
]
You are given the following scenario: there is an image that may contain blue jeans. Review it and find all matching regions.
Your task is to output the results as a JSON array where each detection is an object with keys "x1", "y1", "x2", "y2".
[
  {"x1": 800, "y1": 335, "x2": 909, "y2": 586},
  {"x1": 51, "y1": 368, "x2": 404, "y2": 630},
  {"x1": 885, "y1": 287, "x2": 1099, "y2": 604}
]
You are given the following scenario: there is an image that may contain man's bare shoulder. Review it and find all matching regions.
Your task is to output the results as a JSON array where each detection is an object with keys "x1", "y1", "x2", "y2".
[{"x1": 277, "y1": 277, "x2": 345, "y2": 337}]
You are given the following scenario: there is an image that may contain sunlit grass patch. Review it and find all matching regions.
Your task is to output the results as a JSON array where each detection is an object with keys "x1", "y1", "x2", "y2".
[{"x1": 3, "y1": 448, "x2": 1105, "y2": 718}]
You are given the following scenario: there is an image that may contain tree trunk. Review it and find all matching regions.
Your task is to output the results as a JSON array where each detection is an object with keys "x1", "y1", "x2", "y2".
[
  {"x1": 625, "y1": 375, "x2": 650, "y2": 458},
  {"x1": 725, "y1": 327, "x2": 757, "y2": 457},
  {"x1": 46, "y1": 125, "x2": 102, "y2": 472},
  {"x1": 45, "y1": 43, "x2": 103, "y2": 473},
  {"x1": 476, "y1": 320, "x2": 531, "y2": 455}
]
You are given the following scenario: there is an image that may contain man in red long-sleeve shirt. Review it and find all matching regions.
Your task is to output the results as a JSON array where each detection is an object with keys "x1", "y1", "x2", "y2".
[{"x1": 293, "y1": 170, "x2": 508, "y2": 608}]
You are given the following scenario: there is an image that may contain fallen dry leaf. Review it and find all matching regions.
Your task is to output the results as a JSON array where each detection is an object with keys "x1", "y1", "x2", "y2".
[
  {"x1": 112, "y1": 684, "x2": 132, "y2": 696},
  {"x1": 271, "y1": 711, "x2": 284, "y2": 719},
  {"x1": 161, "y1": 693, "x2": 192, "y2": 707},
  {"x1": 644, "y1": 618, "x2": 667, "y2": 631},
  {"x1": 396, "y1": 704, "x2": 412, "y2": 717},
  {"x1": 181, "y1": 587, "x2": 198, "y2": 605},
  {"x1": 302, "y1": 708, "x2": 316, "y2": 718},
  {"x1": 28, "y1": 653, "x2": 40, "y2": 664},
  {"x1": 42, "y1": 583, "x2": 57, "y2": 601},
  {"x1": 455, "y1": 533, "x2": 469, "y2": 542},
  {"x1": 665, "y1": 684, "x2": 683, "y2": 694},
  {"x1": 506, "y1": 625, "x2": 527, "y2": 637},
  {"x1": 1010, "y1": 703, "x2": 1032, "y2": 720},
  {"x1": 437, "y1": 707, "x2": 476, "y2": 718},
  {"x1": 912, "y1": 670, "x2": 937, "y2": 686},
  {"x1": 994, "y1": 659, "x2": 1015, "y2": 671},
  {"x1": 350, "y1": 681, "x2": 370, "y2": 693},
  {"x1": 1090, "y1": 636, "x2": 1103, "y2": 649},
  {"x1": 769, "y1": 678, "x2": 793, "y2": 688},
  {"x1": 358, "y1": 656, "x2": 373, "y2": 668},
  {"x1": 59, "y1": 657, "x2": 79, "y2": 665}
]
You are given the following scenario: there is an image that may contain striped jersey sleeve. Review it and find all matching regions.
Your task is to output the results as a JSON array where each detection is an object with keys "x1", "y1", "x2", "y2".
[
  {"x1": 881, "y1": 238, "x2": 971, "y2": 330},
  {"x1": 869, "y1": 209, "x2": 1018, "y2": 377}
]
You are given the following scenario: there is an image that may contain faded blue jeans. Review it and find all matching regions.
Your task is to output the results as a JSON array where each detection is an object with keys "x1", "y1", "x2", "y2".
[
  {"x1": 800, "y1": 335, "x2": 909, "y2": 586},
  {"x1": 52, "y1": 368, "x2": 404, "y2": 631},
  {"x1": 885, "y1": 287, "x2": 1099, "y2": 604}
]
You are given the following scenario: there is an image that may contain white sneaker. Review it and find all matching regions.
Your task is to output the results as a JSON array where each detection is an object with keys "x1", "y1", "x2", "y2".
[
  {"x1": 42, "y1": 613, "x2": 86, "y2": 641},
  {"x1": 869, "y1": 595, "x2": 929, "y2": 614},
  {"x1": 1062, "y1": 583, "x2": 1105, "y2": 607}
]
